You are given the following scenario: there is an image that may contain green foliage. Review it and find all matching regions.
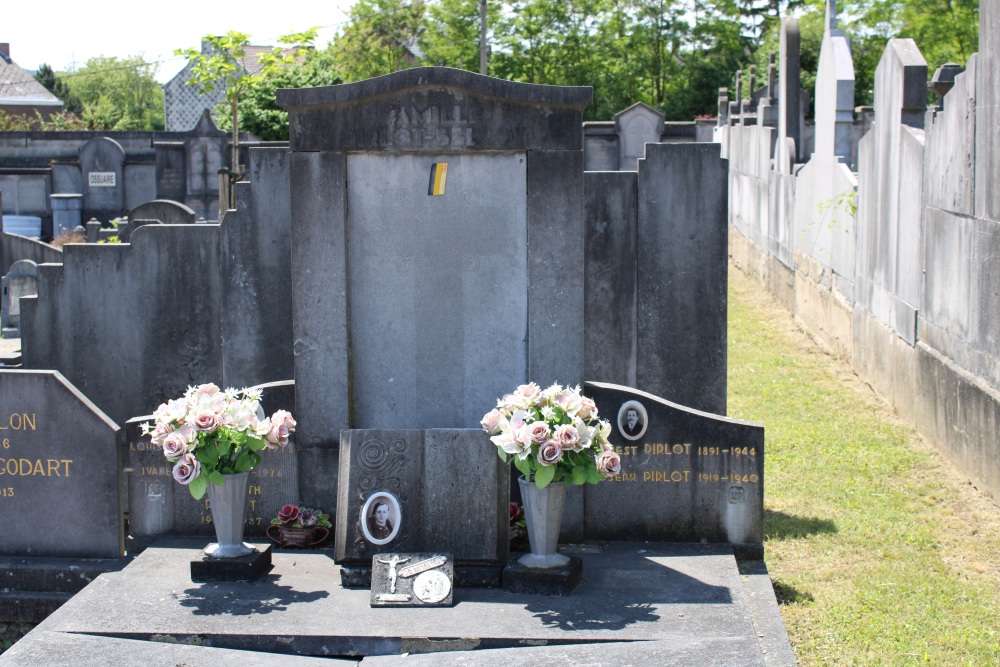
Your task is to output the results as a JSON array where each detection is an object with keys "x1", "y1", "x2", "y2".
[
  {"x1": 34, "y1": 63, "x2": 81, "y2": 114},
  {"x1": 421, "y1": 0, "x2": 496, "y2": 71},
  {"x1": 330, "y1": 0, "x2": 427, "y2": 81},
  {"x1": 0, "y1": 109, "x2": 87, "y2": 131},
  {"x1": 176, "y1": 29, "x2": 319, "y2": 136},
  {"x1": 61, "y1": 55, "x2": 164, "y2": 130},
  {"x1": 215, "y1": 47, "x2": 342, "y2": 141}
]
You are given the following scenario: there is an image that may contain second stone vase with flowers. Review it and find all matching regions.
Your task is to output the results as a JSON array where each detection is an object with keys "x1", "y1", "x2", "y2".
[
  {"x1": 145, "y1": 383, "x2": 296, "y2": 560},
  {"x1": 483, "y1": 383, "x2": 622, "y2": 570}
]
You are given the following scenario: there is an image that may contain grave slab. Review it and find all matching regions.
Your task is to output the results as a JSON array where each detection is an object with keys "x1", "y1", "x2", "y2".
[
  {"x1": 15, "y1": 537, "x2": 788, "y2": 665},
  {"x1": 0, "y1": 630, "x2": 352, "y2": 666}
]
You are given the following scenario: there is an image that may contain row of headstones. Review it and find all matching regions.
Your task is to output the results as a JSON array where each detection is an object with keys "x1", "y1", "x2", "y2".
[
  {"x1": 0, "y1": 369, "x2": 763, "y2": 574},
  {"x1": 0, "y1": 200, "x2": 198, "y2": 337}
]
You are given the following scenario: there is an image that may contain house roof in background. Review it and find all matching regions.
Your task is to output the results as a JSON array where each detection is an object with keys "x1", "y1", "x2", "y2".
[{"x1": 0, "y1": 52, "x2": 63, "y2": 106}]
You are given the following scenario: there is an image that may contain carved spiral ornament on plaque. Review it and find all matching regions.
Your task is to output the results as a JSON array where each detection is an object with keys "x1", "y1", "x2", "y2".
[{"x1": 357, "y1": 438, "x2": 407, "y2": 491}]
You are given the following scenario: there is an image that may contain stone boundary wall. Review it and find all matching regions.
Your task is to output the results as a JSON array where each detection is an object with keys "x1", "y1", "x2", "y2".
[{"x1": 723, "y1": 6, "x2": 1000, "y2": 503}]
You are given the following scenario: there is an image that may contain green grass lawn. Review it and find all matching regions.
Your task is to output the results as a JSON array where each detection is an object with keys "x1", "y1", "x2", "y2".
[{"x1": 728, "y1": 266, "x2": 1000, "y2": 666}]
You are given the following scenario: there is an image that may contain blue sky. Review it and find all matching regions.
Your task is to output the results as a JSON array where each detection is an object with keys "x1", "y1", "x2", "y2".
[{"x1": 7, "y1": 1, "x2": 353, "y2": 82}]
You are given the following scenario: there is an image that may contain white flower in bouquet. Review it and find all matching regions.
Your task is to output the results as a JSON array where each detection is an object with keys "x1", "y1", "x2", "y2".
[
  {"x1": 482, "y1": 383, "x2": 623, "y2": 489},
  {"x1": 142, "y1": 383, "x2": 296, "y2": 500}
]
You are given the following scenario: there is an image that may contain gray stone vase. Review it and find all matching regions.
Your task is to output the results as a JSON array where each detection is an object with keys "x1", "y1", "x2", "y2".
[
  {"x1": 204, "y1": 471, "x2": 255, "y2": 558},
  {"x1": 518, "y1": 476, "x2": 570, "y2": 569}
]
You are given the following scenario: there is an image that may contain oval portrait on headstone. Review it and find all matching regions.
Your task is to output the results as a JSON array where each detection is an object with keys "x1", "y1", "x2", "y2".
[
  {"x1": 617, "y1": 400, "x2": 648, "y2": 441},
  {"x1": 361, "y1": 492, "x2": 401, "y2": 545}
]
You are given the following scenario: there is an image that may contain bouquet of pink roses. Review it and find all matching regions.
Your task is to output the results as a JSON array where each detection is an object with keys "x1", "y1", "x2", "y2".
[
  {"x1": 482, "y1": 383, "x2": 622, "y2": 489},
  {"x1": 143, "y1": 383, "x2": 296, "y2": 500}
]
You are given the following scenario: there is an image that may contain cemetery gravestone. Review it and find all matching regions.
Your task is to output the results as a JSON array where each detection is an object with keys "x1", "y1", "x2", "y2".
[
  {"x1": 336, "y1": 428, "x2": 508, "y2": 586},
  {"x1": 615, "y1": 102, "x2": 665, "y2": 171},
  {"x1": 1, "y1": 260, "x2": 37, "y2": 337},
  {"x1": 125, "y1": 381, "x2": 299, "y2": 545},
  {"x1": 0, "y1": 369, "x2": 123, "y2": 558},
  {"x1": 79, "y1": 137, "x2": 126, "y2": 223},
  {"x1": 582, "y1": 382, "x2": 764, "y2": 555},
  {"x1": 154, "y1": 142, "x2": 187, "y2": 202}
]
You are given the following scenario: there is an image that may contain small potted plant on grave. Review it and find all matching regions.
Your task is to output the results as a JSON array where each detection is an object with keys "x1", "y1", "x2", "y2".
[
  {"x1": 266, "y1": 504, "x2": 332, "y2": 549},
  {"x1": 482, "y1": 383, "x2": 622, "y2": 569}
]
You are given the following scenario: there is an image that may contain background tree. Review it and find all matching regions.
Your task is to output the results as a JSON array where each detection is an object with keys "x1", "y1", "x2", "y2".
[
  {"x1": 33, "y1": 63, "x2": 82, "y2": 115},
  {"x1": 216, "y1": 47, "x2": 343, "y2": 141},
  {"x1": 331, "y1": 0, "x2": 427, "y2": 81},
  {"x1": 61, "y1": 56, "x2": 163, "y2": 130},
  {"x1": 176, "y1": 29, "x2": 317, "y2": 205},
  {"x1": 421, "y1": 0, "x2": 501, "y2": 72}
]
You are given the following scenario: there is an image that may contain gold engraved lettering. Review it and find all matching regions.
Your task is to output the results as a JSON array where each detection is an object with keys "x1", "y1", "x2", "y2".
[
  {"x1": 2, "y1": 487, "x2": 12, "y2": 497},
  {"x1": 0, "y1": 413, "x2": 37, "y2": 431},
  {"x1": 612, "y1": 445, "x2": 640, "y2": 456},
  {"x1": 641, "y1": 470, "x2": 691, "y2": 483},
  {"x1": 0, "y1": 458, "x2": 72, "y2": 476},
  {"x1": 249, "y1": 485, "x2": 262, "y2": 496},
  {"x1": 644, "y1": 443, "x2": 692, "y2": 456},
  {"x1": 2, "y1": 439, "x2": 9, "y2": 449}
]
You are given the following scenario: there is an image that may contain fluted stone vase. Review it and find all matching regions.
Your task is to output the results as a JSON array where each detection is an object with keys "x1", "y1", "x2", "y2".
[
  {"x1": 204, "y1": 471, "x2": 255, "y2": 558},
  {"x1": 518, "y1": 476, "x2": 570, "y2": 569}
]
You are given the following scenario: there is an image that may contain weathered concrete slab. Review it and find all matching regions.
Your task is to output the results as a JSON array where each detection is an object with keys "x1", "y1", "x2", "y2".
[{"x1": 20, "y1": 538, "x2": 788, "y2": 664}]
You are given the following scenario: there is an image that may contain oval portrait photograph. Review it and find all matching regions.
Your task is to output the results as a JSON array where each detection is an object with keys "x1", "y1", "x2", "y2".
[
  {"x1": 361, "y1": 492, "x2": 401, "y2": 545},
  {"x1": 617, "y1": 400, "x2": 648, "y2": 441}
]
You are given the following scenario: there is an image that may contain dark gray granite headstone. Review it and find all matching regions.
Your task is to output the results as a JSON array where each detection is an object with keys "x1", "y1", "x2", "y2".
[
  {"x1": 582, "y1": 382, "x2": 764, "y2": 550},
  {"x1": 125, "y1": 381, "x2": 299, "y2": 543},
  {"x1": 0, "y1": 370, "x2": 122, "y2": 558},
  {"x1": 154, "y1": 142, "x2": 187, "y2": 201},
  {"x1": 79, "y1": 137, "x2": 126, "y2": 222},
  {"x1": 335, "y1": 429, "x2": 508, "y2": 574}
]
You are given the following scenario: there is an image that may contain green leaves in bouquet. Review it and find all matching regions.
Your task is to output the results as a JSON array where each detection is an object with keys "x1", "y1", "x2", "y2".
[
  {"x1": 189, "y1": 474, "x2": 208, "y2": 500},
  {"x1": 513, "y1": 454, "x2": 533, "y2": 480},
  {"x1": 535, "y1": 463, "x2": 556, "y2": 489}
]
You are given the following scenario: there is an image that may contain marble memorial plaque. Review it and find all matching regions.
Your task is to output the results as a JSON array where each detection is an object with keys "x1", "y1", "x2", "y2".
[{"x1": 370, "y1": 552, "x2": 454, "y2": 607}]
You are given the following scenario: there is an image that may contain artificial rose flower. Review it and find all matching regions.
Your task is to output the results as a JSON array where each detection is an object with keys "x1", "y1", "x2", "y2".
[
  {"x1": 161, "y1": 431, "x2": 189, "y2": 460},
  {"x1": 195, "y1": 383, "x2": 220, "y2": 395},
  {"x1": 554, "y1": 388, "x2": 582, "y2": 415},
  {"x1": 172, "y1": 454, "x2": 200, "y2": 485},
  {"x1": 553, "y1": 424, "x2": 580, "y2": 450},
  {"x1": 153, "y1": 398, "x2": 188, "y2": 425},
  {"x1": 480, "y1": 409, "x2": 504, "y2": 435},
  {"x1": 192, "y1": 410, "x2": 220, "y2": 433},
  {"x1": 528, "y1": 421, "x2": 551, "y2": 444},
  {"x1": 595, "y1": 449, "x2": 622, "y2": 476},
  {"x1": 277, "y1": 503, "x2": 300, "y2": 524},
  {"x1": 266, "y1": 410, "x2": 296, "y2": 448},
  {"x1": 514, "y1": 382, "x2": 542, "y2": 404},
  {"x1": 509, "y1": 502, "x2": 522, "y2": 524},
  {"x1": 578, "y1": 396, "x2": 597, "y2": 420},
  {"x1": 537, "y1": 440, "x2": 563, "y2": 466}
]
